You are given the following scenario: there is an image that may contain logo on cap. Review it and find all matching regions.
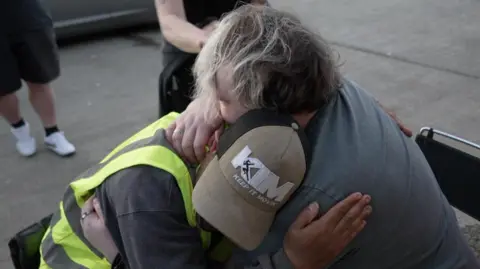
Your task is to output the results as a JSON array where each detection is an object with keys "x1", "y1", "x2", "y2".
[{"x1": 231, "y1": 146, "x2": 294, "y2": 206}]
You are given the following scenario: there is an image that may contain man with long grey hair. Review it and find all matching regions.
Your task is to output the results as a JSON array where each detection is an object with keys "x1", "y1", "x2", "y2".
[{"x1": 167, "y1": 4, "x2": 480, "y2": 269}]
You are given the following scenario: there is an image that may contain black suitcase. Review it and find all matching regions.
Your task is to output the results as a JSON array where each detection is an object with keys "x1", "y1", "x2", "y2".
[{"x1": 9, "y1": 214, "x2": 53, "y2": 269}]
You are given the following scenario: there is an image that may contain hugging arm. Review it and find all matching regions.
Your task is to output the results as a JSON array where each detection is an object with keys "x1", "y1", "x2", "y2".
[{"x1": 84, "y1": 174, "x2": 370, "y2": 269}]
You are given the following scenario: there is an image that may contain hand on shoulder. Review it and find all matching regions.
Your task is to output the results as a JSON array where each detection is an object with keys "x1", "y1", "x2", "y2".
[{"x1": 166, "y1": 98, "x2": 224, "y2": 164}]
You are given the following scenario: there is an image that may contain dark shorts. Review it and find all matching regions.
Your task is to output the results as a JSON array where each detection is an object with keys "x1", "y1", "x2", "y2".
[{"x1": 0, "y1": 28, "x2": 60, "y2": 97}]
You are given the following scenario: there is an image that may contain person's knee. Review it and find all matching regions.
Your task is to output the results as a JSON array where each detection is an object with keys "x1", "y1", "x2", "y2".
[
  {"x1": 26, "y1": 81, "x2": 53, "y2": 92},
  {"x1": 0, "y1": 91, "x2": 18, "y2": 103},
  {"x1": 0, "y1": 92, "x2": 21, "y2": 123},
  {"x1": 0, "y1": 80, "x2": 22, "y2": 99}
]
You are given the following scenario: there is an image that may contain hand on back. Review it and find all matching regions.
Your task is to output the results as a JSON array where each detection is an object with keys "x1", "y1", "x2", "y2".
[{"x1": 284, "y1": 193, "x2": 372, "y2": 269}]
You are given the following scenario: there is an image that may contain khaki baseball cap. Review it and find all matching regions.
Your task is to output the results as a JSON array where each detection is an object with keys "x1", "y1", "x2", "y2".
[{"x1": 192, "y1": 109, "x2": 310, "y2": 250}]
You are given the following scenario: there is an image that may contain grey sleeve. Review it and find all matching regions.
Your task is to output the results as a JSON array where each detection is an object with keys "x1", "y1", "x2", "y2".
[
  {"x1": 224, "y1": 250, "x2": 295, "y2": 269},
  {"x1": 96, "y1": 165, "x2": 208, "y2": 269},
  {"x1": 257, "y1": 250, "x2": 295, "y2": 269},
  {"x1": 96, "y1": 166, "x2": 296, "y2": 269}
]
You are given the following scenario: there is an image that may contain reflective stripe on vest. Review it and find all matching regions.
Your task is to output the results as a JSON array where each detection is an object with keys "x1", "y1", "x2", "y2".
[{"x1": 39, "y1": 112, "x2": 214, "y2": 268}]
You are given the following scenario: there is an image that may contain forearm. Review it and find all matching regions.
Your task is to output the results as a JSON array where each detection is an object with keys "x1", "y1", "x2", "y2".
[
  {"x1": 155, "y1": 0, "x2": 206, "y2": 53},
  {"x1": 161, "y1": 15, "x2": 207, "y2": 53}
]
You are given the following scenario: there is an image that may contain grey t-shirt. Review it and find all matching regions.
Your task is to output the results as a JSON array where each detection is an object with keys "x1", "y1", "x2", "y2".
[
  {"x1": 96, "y1": 165, "x2": 294, "y2": 269},
  {"x1": 234, "y1": 78, "x2": 480, "y2": 269}
]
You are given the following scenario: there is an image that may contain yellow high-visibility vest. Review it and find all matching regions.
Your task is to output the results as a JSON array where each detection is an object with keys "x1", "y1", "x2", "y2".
[{"x1": 39, "y1": 112, "x2": 231, "y2": 269}]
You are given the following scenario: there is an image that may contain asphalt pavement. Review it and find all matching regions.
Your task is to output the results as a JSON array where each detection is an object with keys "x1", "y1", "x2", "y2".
[{"x1": 0, "y1": 0, "x2": 479, "y2": 267}]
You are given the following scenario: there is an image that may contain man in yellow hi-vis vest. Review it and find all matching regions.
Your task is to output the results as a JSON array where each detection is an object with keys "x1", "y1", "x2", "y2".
[{"x1": 39, "y1": 110, "x2": 372, "y2": 269}]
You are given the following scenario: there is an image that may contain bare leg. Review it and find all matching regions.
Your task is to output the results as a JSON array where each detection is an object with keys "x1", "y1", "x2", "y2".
[
  {"x1": 26, "y1": 81, "x2": 57, "y2": 128},
  {"x1": 0, "y1": 92, "x2": 22, "y2": 125},
  {"x1": 1, "y1": 91, "x2": 36, "y2": 156},
  {"x1": 26, "y1": 81, "x2": 76, "y2": 156}
]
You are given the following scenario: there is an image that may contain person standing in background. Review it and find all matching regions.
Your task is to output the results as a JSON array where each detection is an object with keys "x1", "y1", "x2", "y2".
[
  {"x1": 1, "y1": 0, "x2": 75, "y2": 157},
  {"x1": 155, "y1": 0, "x2": 267, "y2": 115}
]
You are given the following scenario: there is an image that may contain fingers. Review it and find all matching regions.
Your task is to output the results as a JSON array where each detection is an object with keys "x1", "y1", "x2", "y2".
[
  {"x1": 376, "y1": 100, "x2": 412, "y2": 137},
  {"x1": 333, "y1": 195, "x2": 372, "y2": 235},
  {"x1": 181, "y1": 125, "x2": 198, "y2": 164},
  {"x1": 193, "y1": 126, "x2": 213, "y2": 163},
  {"x1": 400, "y1": 125, "x2": 413, "y2": 137},
  {"x1": 311, "y1": 193, "x2": 364, "y2": 231},
  {"x1": 211, "y1": 126, "x2": 224, "y2": 152},
  {"x1": 290, "y1": 202, "x2": 320, "y2": 230},
  {"x1": 165, "y1": 99, "x2": 224, "y2": 164},
  {"x1": 171, "y1": 123, "x2": 187, "y2": 160},
  {"x1": 214, "y1": 125, "x2": 224, "y2": 142},
  {"x1": 341, "y1": 207, "x2": 370, "y2": 241},
  {"x1": 170, "y1": 122, "x2": 221, "y2": 164},
  {"x1": 209, "y1": 138, "x2": 218, "y2": 152},
  {"x1": 207, "y1": 134, "x2": 216, "y2": 149},
  {"x1": 81, "y1": 197, "x2": 98, "y2": 229},
  {"x1": 92, "y1": 198, "x2": 105, "y2": 224},
  {"x1": 387, "y1": 110, "x2": 412, "y2": 137},
  {"x1": 83, "y1": 211, "x2": 100, "y2": 226},
  {"x1": 348, "y1": 220, "x2": 367, "y2": 241},
  {"x1": 207, "y1": 126, "x2": 223, "y2": 153},
  {"x1": 82, "y1": 197, "x2": 95, "y2": 214},
  {"x1": 168, "y1": 115, "x2": 209, "y2": 164},
  {"x1": 165, "y1": 121, "x2": 177, "y2": 144}
]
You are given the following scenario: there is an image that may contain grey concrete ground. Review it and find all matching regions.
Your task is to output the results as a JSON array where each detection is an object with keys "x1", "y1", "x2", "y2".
[{"x1": 0, "y1": 0, "x2": 479, "y2": 267}]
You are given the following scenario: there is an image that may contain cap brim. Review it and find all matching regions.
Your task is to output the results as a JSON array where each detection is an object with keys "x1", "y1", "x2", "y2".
[{"x1": 193, "y1": 156, "x2": 273, "y2": 250}]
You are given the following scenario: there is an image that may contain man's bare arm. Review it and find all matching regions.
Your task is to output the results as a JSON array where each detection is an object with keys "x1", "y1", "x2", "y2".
[{"x1": 155, "y1": 0, "x2": 208, "y2": 53}]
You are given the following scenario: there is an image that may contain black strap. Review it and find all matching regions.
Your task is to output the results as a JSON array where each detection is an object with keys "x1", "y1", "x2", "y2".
[{"x1": 111, "y1": 253, "x2": 126, "y2": 269}]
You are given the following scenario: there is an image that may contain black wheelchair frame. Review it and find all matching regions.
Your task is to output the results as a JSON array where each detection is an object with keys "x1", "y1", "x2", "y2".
[{"x1": 415, "y1": 127, "x2": 480, "y2": 221}]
